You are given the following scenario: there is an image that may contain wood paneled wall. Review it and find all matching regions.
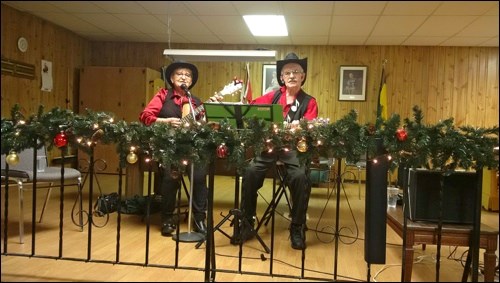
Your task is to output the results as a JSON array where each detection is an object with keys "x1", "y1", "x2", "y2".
[
  {"x1": 89, "y1": 42, "x2": 499, "y2": 128},
  {"x1": 1, "y1": 4, "x2": 91, "y2": 116},
  {"x1": 2, "y1": 3, "x2": 498, "y2": 131}
]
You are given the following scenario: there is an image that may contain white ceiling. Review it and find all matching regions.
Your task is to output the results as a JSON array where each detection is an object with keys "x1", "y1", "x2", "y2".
[{"x1": 3, "y1": 1, "x2": 499, "y2": 47}]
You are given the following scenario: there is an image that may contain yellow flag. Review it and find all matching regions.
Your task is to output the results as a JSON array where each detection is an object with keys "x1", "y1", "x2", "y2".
[{"x1": 377, "y1": 69, "x2": 387, "y2": 120}]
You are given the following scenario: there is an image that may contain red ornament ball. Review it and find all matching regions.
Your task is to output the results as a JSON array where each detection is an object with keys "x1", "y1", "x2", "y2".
[
  {"x1": 54, "y1": 132, "x2": 68, "y2": 148},
  {"x1": 396, "y1": 128, "x2": 408, "y2": 142},
  {"x1": 216, "y1": 144, "x2": 228, "y2": 159}
]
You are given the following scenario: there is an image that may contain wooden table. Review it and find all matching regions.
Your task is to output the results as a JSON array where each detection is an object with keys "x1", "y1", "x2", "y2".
[{"x1": 386, "y1": 206, "x2": 498, "y2": 282}]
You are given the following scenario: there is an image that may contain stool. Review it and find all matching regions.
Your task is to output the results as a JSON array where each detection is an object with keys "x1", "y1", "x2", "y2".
[{"x1": 256, "y1": 161, "x2": 292, "y2": 231}]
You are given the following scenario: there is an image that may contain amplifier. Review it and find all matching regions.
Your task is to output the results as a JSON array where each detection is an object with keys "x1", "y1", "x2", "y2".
[{"x1": 407, "y1": 169, "x2": 479, "y2": 224}]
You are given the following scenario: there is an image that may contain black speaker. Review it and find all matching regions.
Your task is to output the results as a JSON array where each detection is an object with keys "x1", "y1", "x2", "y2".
[
  {"x1": 407, "y1": 169, "x2": 479, "y2": 224},
  {"x1": 364, "y1": 138, "x2": 389, "y2": 264}
]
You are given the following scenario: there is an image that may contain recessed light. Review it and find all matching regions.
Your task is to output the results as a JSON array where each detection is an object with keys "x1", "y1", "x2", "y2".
[{"x1": 243, "y1": 15, "x2": 288, "y2": 37}]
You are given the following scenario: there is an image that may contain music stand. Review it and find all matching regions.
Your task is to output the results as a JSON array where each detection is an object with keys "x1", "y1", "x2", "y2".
[
  {"x1": 203, "y1": 102, "x2": 284, "y2": 129},
  {"x1": 200, "y1": 103, "x2": 283, "y2": 254}
]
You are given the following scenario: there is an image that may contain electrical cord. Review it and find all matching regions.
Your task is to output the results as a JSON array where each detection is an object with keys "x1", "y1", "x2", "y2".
[{"x1": 256, "y1": 171, "x2": 362, "y2": 246}]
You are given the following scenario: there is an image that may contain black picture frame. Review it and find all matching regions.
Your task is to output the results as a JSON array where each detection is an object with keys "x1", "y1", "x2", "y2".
[
  {"x1": 262, "y1": 64, "x2": 279, "y2": 94},
  {"x1": 339, "y1": 66, "x2": 367, "y2": 101}
]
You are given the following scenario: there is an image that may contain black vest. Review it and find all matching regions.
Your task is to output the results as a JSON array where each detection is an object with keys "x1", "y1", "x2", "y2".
[
  {"x1": 272, "y1": 89, "x2": 313, "y2": 122},
  {"x1": 158, "y1": 89, "x2": 202, "y2": 119}
]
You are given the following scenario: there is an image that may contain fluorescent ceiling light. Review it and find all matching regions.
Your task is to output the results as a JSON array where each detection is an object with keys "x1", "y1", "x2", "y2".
[
  {"x1": 243, "y1": 15, "x2": 288, "y2": 36},
  {"x1": 163, "y1": 49, "x2": 277, "y2": 62}
]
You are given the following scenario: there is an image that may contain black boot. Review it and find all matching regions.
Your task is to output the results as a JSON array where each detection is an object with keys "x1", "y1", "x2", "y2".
[
  {"x1": 193, "y1": 218, "x2": 207, "y2": 235},
  {"x1": 290, "y1": 224, "x2": 305, "y2": 250},
  {"x1": 232, "y1": 217, "x2": 255, "y2": 245},
  {"x1": 161, "y1": 216, "x2": 177, "y2": 237}
]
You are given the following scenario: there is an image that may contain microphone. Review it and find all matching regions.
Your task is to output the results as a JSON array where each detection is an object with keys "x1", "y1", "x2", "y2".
[{"x1": 180, "y1": 84, "x2": 192, "y2": 97}]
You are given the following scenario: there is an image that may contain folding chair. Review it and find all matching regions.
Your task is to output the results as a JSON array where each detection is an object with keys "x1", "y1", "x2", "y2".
[
  {"x1": 1, "y1": 145, "x2": 82, "y2": 244},
  {"x1": 343, "y1": 154, "x2": 367, "y2": 199}
]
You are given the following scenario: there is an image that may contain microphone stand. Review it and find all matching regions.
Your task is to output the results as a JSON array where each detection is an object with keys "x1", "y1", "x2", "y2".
[{"x1": 173, "y1": 89, "x2": 204, "y2": 243}]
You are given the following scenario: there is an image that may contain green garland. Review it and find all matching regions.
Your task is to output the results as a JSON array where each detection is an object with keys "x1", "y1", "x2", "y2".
[
  {"x1": 377, "y1": 106, "x2": 499, "y2": 171},
  {"x1": 1, "y1": 104, "x2": 498, "y2": 173}
]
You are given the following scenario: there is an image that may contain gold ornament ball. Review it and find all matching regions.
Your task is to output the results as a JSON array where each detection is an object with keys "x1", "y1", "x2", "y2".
[
  {"x1": 297, "y1": 139, "x2": 308, "y2": 153},
  {"x1": 126, "y1": 152, "x2": 138, "y2": 164},
  {"x1": 6, "y1": 152, "x2": 20, "y2": 165}
]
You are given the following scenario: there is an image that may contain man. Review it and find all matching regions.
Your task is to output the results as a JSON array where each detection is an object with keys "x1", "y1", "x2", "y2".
[{"x1": 237, "y1": 52, "x2": 318, "y2": 249}]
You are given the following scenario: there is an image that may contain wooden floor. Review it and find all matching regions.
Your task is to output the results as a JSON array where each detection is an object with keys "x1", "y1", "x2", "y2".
[{"x1": 1, "y1": 173, "x2": 498, "y2": 282}]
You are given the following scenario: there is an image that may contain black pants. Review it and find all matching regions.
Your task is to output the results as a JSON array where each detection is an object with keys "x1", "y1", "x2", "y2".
[
  {"x1": 159, "y1": 164, "x2": 208, "y2": 223},
  {"x1": 241, "y1": 150, "x2": 311, "y2": 225}
]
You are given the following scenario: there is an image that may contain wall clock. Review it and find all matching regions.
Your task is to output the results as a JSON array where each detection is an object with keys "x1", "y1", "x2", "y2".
[{"x1": 17, "y1": 37, "x2": 28, "y2": 52}]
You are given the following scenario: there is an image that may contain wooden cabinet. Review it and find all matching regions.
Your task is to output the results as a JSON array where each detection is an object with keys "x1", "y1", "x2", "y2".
[{"x1": 78, "y1": 66, "x2": 163, "y2": 174}]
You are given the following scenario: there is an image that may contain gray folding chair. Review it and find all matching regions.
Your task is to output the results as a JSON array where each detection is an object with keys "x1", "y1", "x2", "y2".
[
  {"x1": 343, "y1": 154, "x2": 367, "y2": 199},
  {"x1": 1, "y1": 145, "x2": 82, "y2": 244}
]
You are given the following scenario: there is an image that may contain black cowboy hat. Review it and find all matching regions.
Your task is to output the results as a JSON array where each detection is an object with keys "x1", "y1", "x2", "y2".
[
  {"x1": 276, "y1": 52, "x2": 308, "y2": 86},
  {"x1": 164, "y1": 61, "x2": 198, "y2": 89}
]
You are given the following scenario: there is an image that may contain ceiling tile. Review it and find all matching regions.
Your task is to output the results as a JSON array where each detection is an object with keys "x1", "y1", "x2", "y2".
[
  {"x1": 440, "y1": 36, "x2": 494, "y2": 46},
  {"x1": 113, "y1": 14, "x2": 167, "y2": 34},
  {"x1": 403, "y1": 36, "x2": 449, "y2": 46},
  {"x1": 479, "y1": 37, "x2": 499, "y2": 46},
  {"x1": 92, "y1": 1, "x2": 149, "y2": 14},
  {"x1": 232, "y1": 1, "x2": 283, "y2": 15},
  {"x1": 185, "y1": 1, "x2": 239, "y2": 15},
  {"x1": 75, "y1": 13, "x2": 138, "y2": 33},
  {"x1": 434, "y1": 1, "x2": 498, "y2": 16},
  {"x1": 457, "y1": 16, "x2": 499, "y2": 37},
  {"x1": 383, "y1": 1, "x2": 440, "y2": 15},
  {"x1": 414, "y1": 16, "x2": 477, "y2": 36},
  {"x1": 50, "y1": 1, "x2": 104, "y2": 13},
  {"x1": 199, "y1": 15, "x2": 250, "y2": 35},
  {"x1": 282, "y1": 1, "x2": 334, "y2": 15},
  {"x1": 334, "y1": 1, "x2": 386, "y2": 15},
  {"x1": 330, "y1": 16, "x2": 378, "y2": 36},
  {"x1": 160, "y1": 15, "x2": 213, "y2": 36},
  {"x1": 287, "y1": 16, "x2": 331, "y2": 36},
  {"x1": 2, "y1": 1, "x2": 498, "y2": 47},
  {"x1": 114, "y1": 32, "x2": 157, "y2": 43},
  {"x1": 3, "y1": 1, "x2": 62, "y2": 12},
  {"x1": 372, "y1": 16, "x2": 427, "y2": 36}
]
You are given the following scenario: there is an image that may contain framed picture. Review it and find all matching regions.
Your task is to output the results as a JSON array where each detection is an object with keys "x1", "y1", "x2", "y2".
[
  {"x1": 262, "y1": 64, "x2": 279, "y2": 94},
  {"x1": 339, "y1": 66, "x2": 367, "y2": 101}
]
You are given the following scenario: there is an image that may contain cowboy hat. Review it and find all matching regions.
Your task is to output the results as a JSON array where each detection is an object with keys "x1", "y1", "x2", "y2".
[
  {"x1": 276, "y1": 52, "x2": 308, "y2": 86},
  {"x1": 164, "y1": 61, "x2": 198, "y2": 89}
]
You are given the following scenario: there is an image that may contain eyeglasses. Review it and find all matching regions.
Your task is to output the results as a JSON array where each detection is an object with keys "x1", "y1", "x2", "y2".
[
  {"x1": 282, "y1": 70, "x2": 304, "y2": 77},
  {"x1": 175, "y1": 72, "x2": 192, "y2": 78}
]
